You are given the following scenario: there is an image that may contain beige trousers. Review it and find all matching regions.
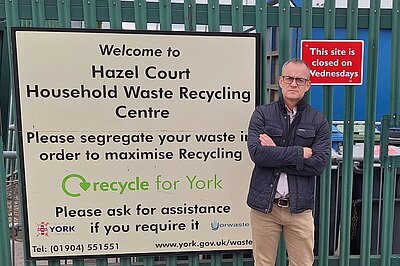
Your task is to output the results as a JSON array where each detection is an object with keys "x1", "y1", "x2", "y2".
[{"x1": 250, "y1": 204, "x2": 314, "y2": 266}]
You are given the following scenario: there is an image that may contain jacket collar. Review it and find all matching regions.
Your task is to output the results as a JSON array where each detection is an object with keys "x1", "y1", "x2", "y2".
[{"x1": 278, "y1": 96, "x2": 307, "y2": 113}]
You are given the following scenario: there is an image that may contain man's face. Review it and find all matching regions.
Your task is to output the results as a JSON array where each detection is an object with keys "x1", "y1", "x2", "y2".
[{"x1": 278, "y1": 62, "x2": 311, "y2": 102}]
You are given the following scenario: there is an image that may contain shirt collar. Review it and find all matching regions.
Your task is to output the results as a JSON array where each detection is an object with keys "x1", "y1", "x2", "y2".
[{"x1": 285, "y1": 105, "x2": 297, "y2": 116}]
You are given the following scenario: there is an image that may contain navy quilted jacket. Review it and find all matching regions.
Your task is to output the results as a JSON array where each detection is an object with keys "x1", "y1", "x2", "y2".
[{"x1": 247, "y1": 97, "x2": 331, "y2": 213}]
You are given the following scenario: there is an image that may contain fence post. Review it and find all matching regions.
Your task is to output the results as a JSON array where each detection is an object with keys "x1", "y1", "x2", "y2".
[
  {"x1": 321, "y1": 0, "x2": 334, "y2": 264},
  {"x1": 2, "y1": 2, "x2": 19, "y2": 264},
  {"x1": 83, "y1": 0, "x2": 98, "y2": 28},
  {"x1": 361, "y1": 2, "x2": 381, "y2": 265},
  {"x1": 255, "y1": 0, "x2": 267, "y2": 105},
  {"x1": 207, "y1": 0, "x2": 220, "y2": 32},
  {"x1": 301, "y1": 0, "x2": 312, "y2": 103},
  {"x1": 134, "y1": 0, "x2": 147, "y2": 30},
  {"x1": 390, "y1": 0, "x2": 400, "y2": 116},
  {"x1": 341, "y1": 0, "x2": 358, "y2": 265},
  {"x1": 108, "y1": 0, "x2": 122, "y2": 29},
  {"x1": 380, "y1": 114, "x2": 399, "y2": 266},
  {"x1": 0, "y1": 110, "x2": 12, "y2": 266},
  {"x1": 342, "y1": 1, "x2": 358, "y2": 266},
  {"x1": 184, "y1": 0, "x2": 196, "y2": 32},
  {"x1": 57, "y1": 0, "x2": 71, "y2": 28},
  {"x1": 231, "y1": 0, "x2": 243, "y2": 33},
  {"x1": 276, "y1": 2, "x2": 291, "y2": 264},
  {"x1": 159, "y1": 0, "x2": 172, "y2": 31},
  {"x1": 31, "y1": 0, "x2": 46, "y2": 27}
]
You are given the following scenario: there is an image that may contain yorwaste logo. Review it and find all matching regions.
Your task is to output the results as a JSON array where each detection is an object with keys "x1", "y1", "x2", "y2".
[
  {"x1": 210, "y1": 220, "x2": 250, "y2": 231},
  {"x1": 61, "y1": 173, "x2": 150, "y2": 197}
]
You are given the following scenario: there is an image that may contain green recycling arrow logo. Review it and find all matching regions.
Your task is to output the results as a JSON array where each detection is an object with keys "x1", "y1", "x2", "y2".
[{"x1": 62, "y1": 173, "x2": 90, "y2": 197}]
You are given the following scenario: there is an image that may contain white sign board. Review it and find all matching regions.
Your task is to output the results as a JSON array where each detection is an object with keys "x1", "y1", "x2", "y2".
[{"x1": 12, "y1": 28, "x2": 259, "y2": 259}]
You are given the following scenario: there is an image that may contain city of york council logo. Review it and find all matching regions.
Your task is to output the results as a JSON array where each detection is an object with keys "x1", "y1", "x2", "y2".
[
  {"x1": 36, "y1": 221, "x2": 76, "y2": 237},
  {"x1": 36, "y1": 222, "x2": 49, "y2": 237}
]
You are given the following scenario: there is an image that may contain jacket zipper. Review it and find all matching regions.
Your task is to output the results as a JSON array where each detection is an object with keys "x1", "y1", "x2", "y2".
[
  {"x1": 266, "y1": 112, "x2": 291, "y2": 212},
  {"x1": 284, "y1": 112, "x2": 295, "y2": 212},
  {"x1": 267, "y1": 175, "x2": 279, "y2": 212}
]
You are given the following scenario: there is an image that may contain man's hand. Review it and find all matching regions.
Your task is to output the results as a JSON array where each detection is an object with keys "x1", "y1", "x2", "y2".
[
  {"x1": 303, "y1": 147, "x2": 312, "y2": 158},
  {"x1": 259, "y1": 134, "x2": 276, "y2": 146}
]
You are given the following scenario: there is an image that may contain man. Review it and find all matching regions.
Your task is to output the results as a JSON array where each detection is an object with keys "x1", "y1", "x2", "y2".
[{"x1": 247, "y1": 59, "x2": 331, "y2": 266}]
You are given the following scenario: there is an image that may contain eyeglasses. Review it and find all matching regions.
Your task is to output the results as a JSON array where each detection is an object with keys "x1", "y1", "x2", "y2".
[{"x1": 281, "y1": 76, "x2": 309, "y2": 86}]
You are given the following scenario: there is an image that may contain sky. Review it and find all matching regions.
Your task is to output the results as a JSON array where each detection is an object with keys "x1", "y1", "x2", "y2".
[
  {"x1": 123, "y1": 0, "x2": 395, "y2": 8},
  {"x1": 312, "y1": 0, "x2": 394, "y2": 8}
]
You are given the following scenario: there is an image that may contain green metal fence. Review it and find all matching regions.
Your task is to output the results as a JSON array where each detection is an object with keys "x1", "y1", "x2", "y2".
[{"x1": 1, "y1": 0, "x2": 400, "y2": 265}]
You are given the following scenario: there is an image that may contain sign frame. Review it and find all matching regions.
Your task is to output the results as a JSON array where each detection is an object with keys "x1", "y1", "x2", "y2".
[
  {"x1": 301, "y1": 39, "x2": 364, "y2": 85},
  {"x1": 12, "y1": 27, "x2": 260, "y2": 260}
]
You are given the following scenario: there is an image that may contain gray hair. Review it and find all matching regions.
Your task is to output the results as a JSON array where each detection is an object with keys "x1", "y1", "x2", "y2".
[{"x1": 282, "y1": 59, "x2": 311, "y2": 78}]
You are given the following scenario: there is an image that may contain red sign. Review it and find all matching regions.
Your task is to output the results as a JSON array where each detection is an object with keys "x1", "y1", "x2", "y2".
[
  {"x1": 374, "y1": 145, "x2": 400, "y2": 157},
  {"x1": 301, "y1": 40, "x2": 364, "y2": 85}
]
